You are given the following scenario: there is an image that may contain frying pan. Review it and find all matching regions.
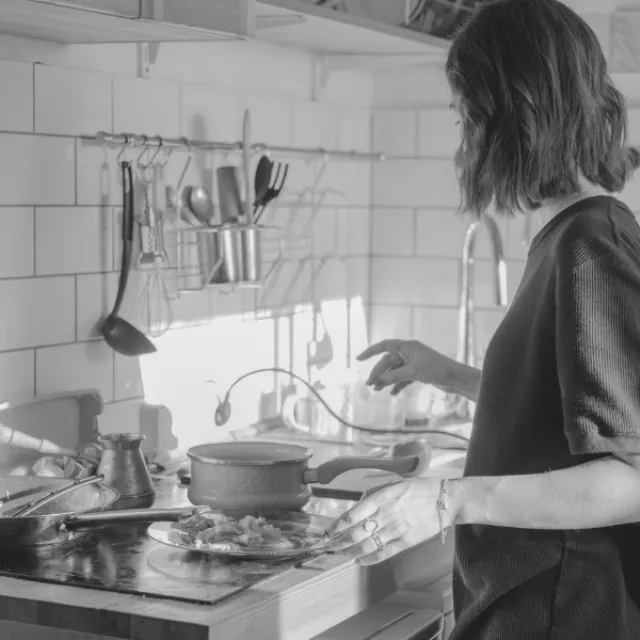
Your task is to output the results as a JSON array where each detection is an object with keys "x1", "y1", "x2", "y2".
[{"x1": 0, "y1": 476, "x2": 205, "y2": 548}]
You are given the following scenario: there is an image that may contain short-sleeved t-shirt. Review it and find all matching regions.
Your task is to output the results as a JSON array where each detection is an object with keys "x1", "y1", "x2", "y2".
[{"x1": 451, "y1": 196, "x2": 640, "y2": 640}]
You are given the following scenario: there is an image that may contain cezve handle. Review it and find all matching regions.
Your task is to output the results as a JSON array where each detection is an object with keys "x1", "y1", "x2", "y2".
[{"x1": 303, "y1": 455, "x2": 420, "y2": 485}]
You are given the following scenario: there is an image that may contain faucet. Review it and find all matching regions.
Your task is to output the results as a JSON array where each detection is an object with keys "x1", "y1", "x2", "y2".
[{"x1": 454, "y1": 214, "x2": 508, "y2": 417}]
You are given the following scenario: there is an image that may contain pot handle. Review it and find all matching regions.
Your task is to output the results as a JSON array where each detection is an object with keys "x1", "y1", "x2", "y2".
[
  {"x1": 62, "y1": 506, "x2": 208, "y2": 530},
  {"x1": 303, "y1": 455, "x2": 420, "y2": 485}
]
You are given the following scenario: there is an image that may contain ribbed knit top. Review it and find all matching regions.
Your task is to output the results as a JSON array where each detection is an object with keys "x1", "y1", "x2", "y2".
[{"x1": 451, "y1": 196, "x2": 640, "y2": 640}]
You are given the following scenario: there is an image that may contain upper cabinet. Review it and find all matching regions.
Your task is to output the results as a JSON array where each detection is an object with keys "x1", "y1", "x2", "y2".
[
  {"x1": 0, "y1": 0, "x2": 452, "y2": 59},
  {"x1": 0, "y1": 0, "x2": 251, "y2": 43}
]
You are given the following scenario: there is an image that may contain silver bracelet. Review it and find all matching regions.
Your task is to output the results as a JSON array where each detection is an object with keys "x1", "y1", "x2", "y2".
[{"x1": 436, "y1": 478, "x2": 449, "y2": 544}]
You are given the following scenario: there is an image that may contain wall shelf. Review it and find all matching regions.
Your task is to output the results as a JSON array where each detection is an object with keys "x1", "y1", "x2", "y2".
[
  {"x1": 0, "y1": 0, "x2": 450, "y2": 86},
  {"x1": 255, "y1": 1, "x2": 450, "y2": 97},
  {"x1": 256, "y1": 0, "x2": 450, "y2": 58},
  {"x1": 0, "y1": 0, "x2": 450, "y2": 58},
  {"x1": 0, "y1": 0, "x2": 250, "y2": 44}
]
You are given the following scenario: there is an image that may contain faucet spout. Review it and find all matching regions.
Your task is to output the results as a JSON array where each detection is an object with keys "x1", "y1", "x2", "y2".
[
  {"x1": 484, "y1": 215, "x2": 508, "y2": 307},
  {"x1": 456, "y1": 214, "x2": 508, "y2": 370}
]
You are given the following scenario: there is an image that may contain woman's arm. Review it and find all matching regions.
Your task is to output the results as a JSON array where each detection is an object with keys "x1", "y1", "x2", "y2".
[
  {"x1": 450, "y1": 252, "x2": 640, "y2": 529},
  {"x1": 448, "y1": 454, "x2": 640, "y2": 529},
  {"x1": 435, "y1": 359, "x2": 482, "y2": 403},
  {"x1": 358, "y1": 339, "x2": 483, "y2": 402}
]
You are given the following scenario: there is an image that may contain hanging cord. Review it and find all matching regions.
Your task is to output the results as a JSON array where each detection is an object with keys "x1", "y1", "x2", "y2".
[{"x1": 209, "y1": 367, "x2": 470, "y2": 449}]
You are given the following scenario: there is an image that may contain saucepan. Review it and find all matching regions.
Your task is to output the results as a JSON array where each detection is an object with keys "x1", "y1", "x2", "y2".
[
  {"x1": 0, "y1": 475, "x2": 205, "y2": 548},
  {"x1": 186, "y1": 441, "x2": 426, "y2": 515}
]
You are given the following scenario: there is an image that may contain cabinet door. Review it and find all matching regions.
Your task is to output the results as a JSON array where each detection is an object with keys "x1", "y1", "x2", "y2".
[
  {"x1": 33, "y1": 0, "x2": 140, "y2": 19},
  {"x1": 313, "y1": 592, "x2": 443, "y2": 640}
]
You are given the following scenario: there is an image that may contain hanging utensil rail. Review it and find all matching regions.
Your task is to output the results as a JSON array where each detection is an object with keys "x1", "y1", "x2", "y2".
[{"x1": 90, "y1": 132, "x2": 385, "y2": 161}]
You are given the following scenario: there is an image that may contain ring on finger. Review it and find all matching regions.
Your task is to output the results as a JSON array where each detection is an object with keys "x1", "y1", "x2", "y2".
[
  {"x1": 363, "y1": 518, "x2": 379, "y2": 534},
  {"x1": 370, "y1": 532, "x2": 385, "y2": 551}
]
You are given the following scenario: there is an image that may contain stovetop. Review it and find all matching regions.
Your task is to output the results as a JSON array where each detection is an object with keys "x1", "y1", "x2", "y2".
[
  {"x1": 0, "y1": 482, "x2": 353, "y2": 606},
  {"x1": 0, "y1": 522, "x2": 308, "y2": 605}
]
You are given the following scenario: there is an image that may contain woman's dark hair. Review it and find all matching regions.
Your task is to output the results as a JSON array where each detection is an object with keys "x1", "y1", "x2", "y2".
[{"x1": 445, "y1": 0, "x2": 638, "y2": 215}]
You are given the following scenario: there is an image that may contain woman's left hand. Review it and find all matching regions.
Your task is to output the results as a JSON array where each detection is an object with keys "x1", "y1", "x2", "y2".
[{"x1": 326, "y1": 478, "x2": 452, "y2": 566}]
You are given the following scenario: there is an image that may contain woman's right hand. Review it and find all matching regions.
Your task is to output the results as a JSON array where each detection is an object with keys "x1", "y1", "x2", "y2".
[{"x1": 357, "y1": 339, "x2": 454, "y2": 396}]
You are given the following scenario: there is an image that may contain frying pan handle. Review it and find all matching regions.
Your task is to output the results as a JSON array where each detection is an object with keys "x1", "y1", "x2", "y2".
[
  {"x1": 10, "y1": 475, "x2": 105, "y2": 518},
  {"x1": 303, "y1": 455, "x2": 420, "y2": 485},
  {"x1": 62, "y1": 506, "x2": 208, "y2": 530}
]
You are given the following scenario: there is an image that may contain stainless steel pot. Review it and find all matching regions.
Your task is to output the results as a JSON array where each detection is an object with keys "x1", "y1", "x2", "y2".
[{"x1": 186, "y1": 441, "x2": 422, "y2": 514}]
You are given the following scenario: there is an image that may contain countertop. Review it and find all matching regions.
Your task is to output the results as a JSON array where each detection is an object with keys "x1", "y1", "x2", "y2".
[{"x1": 0, "y1": 466, "x2": 459, "y2": 640}]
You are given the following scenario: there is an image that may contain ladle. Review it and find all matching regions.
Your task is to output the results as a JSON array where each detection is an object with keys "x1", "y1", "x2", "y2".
[{"x1": 102, "y1": 161, "x2": 156, "y2": 357}]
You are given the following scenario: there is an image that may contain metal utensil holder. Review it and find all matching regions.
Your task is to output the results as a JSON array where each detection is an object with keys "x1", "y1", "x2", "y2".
[{"x1": 176, "y1": 223, "x2": 280, "y2": 292}]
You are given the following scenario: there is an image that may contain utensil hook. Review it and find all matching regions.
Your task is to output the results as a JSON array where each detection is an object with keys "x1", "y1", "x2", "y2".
[
  {"x1": 135, "y1": 136, "x2": 151, "y2": 164},
  {"x1": 175, "y1": 139, "x2": 193, "y2": 193},
  {"x1": 150, "y1": 137, "x2": 172, "y2": 167},
  {"x1": 135, "y1": 137, "x2": 157, "y2": 186},
  {"x1": 116, "y1": 135, "x2": 136, "y2": 162}
]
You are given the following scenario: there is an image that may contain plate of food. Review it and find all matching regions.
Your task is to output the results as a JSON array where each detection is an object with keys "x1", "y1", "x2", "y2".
[{"x1": 148, "y1": 509, "x2": 335, "y2": 559}]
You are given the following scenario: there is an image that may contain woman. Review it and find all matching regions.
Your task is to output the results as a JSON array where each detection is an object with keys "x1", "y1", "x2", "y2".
[{"x1": 329, "y1": 1, "x2": 640, "y2": 638}]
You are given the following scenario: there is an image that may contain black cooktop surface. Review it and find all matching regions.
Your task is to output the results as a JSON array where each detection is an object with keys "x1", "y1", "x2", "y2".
[{"x1": 0, "y1": 523, "x2": 305, "y2": 605}]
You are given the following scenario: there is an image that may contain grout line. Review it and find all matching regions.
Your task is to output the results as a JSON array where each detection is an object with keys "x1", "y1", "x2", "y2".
[
  {"x1": 412, "y1": 207, "x2": 418, "y2": 256},
  {"x1": 1, "y1": 202, "x2": 368, "y2": 210},
  {"x1": 408, "y1": 302, "x2": 415, "y2": 337},
  {"x1": 31, "y1": 206, "x2": 36, "y2": 276},
  {"x1": 111, "y1": 348, "x2": 116, "y2": 405},
  {"x1": 73, "y1": 139, "x2": 78, "y2": 205},
  {"x1": 32, "y1": 348, "x2": 37, "y2": 398},
  {"x1": 370, "y1": 154, "x2": 455, "y2": 161},
  {"x1": 368, "y1": 255, "x2": 526, "y2": 264},
  {"x1": 177, "y1": 81, "x2": 183, "y2": 138},
  {"x1": 73, "y1": 275, "x2": 78, "y2": 342},
  {"x1": 31, "y1": 63, "x2": 36, "y2": 134},
  {"x1": 0, "y1": 271, "x2": 117, "y2": 283},
  {"x1": 110, "y1": 76, "x2": 115, "y2": 135},
  {"x1": 370, "y1": 205, "x2": 460, "y2": 212},
  {"x1": 103, "y1": 396, "x2": 146, "y2": 407}
]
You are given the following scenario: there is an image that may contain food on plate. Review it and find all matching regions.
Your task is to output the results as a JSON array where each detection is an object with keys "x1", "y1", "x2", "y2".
[{"x1": 171, "y1": 510, "x2": 323, "y2": 552}]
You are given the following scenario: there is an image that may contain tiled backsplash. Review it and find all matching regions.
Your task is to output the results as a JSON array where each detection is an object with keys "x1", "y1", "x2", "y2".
[
  {"x1": 370, "y1": 64, "x2": 640, "y2": 372},
  {"x1": 0, "y1": 37, "x2": 372, "y2": 449},
  {"x1": 4, "y1": 33, "x2": 640, "y2": 450}
]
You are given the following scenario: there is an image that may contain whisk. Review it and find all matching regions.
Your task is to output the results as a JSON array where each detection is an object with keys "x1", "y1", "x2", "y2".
[{"x1": 136, "y1": 163, "x2": 173, "y2": 338}]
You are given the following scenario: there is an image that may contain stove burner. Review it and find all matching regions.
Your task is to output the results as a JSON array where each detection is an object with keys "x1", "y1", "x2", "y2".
[
  {"x1": 0, "y1": 524, "x2": 301, "y2": 606},
  {"x1": 145, "y1": 545, "x2": 296, "y2": 586}
]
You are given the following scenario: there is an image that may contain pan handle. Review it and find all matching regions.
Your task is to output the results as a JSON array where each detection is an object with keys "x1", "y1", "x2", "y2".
[
  {"x1": 10, "y1": 475, "x2": 105, "y2": 518},
  {"x1": 303, "y1": 455, "x2": 421, "y2": 485},
  {"x1": 61, "y1": 506, "x2": 209, "y2": 531}
]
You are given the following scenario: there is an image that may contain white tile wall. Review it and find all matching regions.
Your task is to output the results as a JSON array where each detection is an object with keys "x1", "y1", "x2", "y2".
[
  {"x1": 0, "y1": 208, "x2": 34, "y2": 278},
  {"x1": 4, "y1": 33, "x2": 640, "y2": 445},
  {"x1": 370, "y1": 65, "x2": 640, "y2": 364},
  {"x1": 0, "y1": 44, "x2": 373, "y2": 448},
  {"x1": 0, "y1": 134, "x2": 75, "y2": 205},
  {"x1": 35, "y1": 64, "x2": 112, "y2": 136},
  {"x1": 0, "y1": 60, "x2": 34, "y2": 132}
]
